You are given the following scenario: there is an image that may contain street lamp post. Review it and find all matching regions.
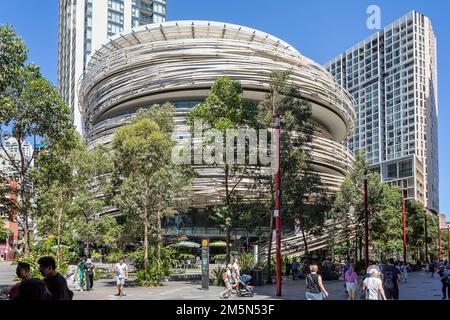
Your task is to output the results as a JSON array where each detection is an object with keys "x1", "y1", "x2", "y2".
[
  {"x1": 364, "y1": 173, "x2": 369, "y2": 270},
  {"x1": 402, "y1": 190, "x2": 407, "y2": 264},
  {"x1": 424, "y1": 213, "x2": 428, "y2": 263},
  {"x1": 448, "y1": 227, "x2": 450, "y2": 262},
  {"x1": 274, "y1": 115, "x2": 282, "y2": 297},
  {"x1": 438, "y1": 224, "x2": 441, "y2": 261}
]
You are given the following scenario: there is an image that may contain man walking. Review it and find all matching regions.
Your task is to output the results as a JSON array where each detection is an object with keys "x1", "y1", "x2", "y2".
[
  {"x1": 38, "y1": 256, "x2": 73, "y2": 300},
  {"x1": 381, "y1": 258, "x2": 402, "y2": 300},
  {"x1": 114, "y1": 257, "x2": 128, "y2": 296}
]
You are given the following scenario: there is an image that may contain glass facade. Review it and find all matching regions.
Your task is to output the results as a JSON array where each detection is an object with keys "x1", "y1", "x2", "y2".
[{"x1": 325, "y1": 11, "x2": 439, "y2": 212}]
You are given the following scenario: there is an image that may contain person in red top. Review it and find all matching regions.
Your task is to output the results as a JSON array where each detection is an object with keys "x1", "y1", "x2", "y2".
[{"x1": 8, "y1": 262, "x2": 31, "y2": 299}]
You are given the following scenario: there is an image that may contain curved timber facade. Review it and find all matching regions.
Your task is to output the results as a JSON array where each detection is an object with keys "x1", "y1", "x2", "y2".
[{"x1": 79, "y1": 20, "x2": 356, "y2": 212}]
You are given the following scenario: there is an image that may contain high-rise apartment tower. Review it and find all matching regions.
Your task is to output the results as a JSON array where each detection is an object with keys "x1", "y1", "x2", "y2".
[
  {"x1": 325, "y1": 11, "x2": 439, "y2": 213},
  {"x1": 58, "y1": 0, "x2": 167, "y2": 134}
]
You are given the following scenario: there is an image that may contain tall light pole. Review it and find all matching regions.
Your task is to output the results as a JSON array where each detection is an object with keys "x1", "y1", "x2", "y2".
[
  {"x1": 402, "y1": 190, "x2": 407, "y2": 264},
  {"x1": 274, "y1": 115, "x2": 282, "y2": 297},
  {"x1": 438, "y1": 224, "x2": 441, "y2": 261},
  {"x1": 424, "y1": 213, "x2": 428, "y2": 263},
  {"x1": 448, "y1": 227, "x2": 450, "y2": 262},
  {"x1": 364, "y1": 172, "x2": 369, "y2": 270}
]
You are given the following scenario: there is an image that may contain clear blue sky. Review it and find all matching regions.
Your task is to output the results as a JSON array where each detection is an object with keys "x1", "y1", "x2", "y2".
[{"x1": 0, "y1": 0, "x2": 449, "y2": 219}]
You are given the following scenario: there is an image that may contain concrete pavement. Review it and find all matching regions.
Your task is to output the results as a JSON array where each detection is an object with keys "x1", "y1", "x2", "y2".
[
  {"x1": 74, "y1": 271, "x2": 445, "y2": 300},
  {"x1": 0, "y1": 261, "x2": 446, "y2": 300}
]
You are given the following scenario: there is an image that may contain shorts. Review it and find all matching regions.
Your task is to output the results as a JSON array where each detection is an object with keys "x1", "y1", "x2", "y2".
[
  {"x1": 116, "y1": 277, "x2": 126, "y2": 285},
  {"x1": 346, "y1": 282, "x2": 357, "y2": 293},
  {"x1": 305, "y1": 292, "x2": 323, "y2": 300}
]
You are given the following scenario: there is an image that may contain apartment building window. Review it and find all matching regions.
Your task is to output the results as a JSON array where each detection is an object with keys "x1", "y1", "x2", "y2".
[
  {"x1": 108, "y1": 11, "x2": 124, "y2": 24},
  {"x1": 108, "y1": 0, "x2": 124, "y2": 12}
]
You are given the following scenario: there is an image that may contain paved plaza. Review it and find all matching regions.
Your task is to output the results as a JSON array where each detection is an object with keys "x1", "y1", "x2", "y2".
[{"x1": 0, "y1": 262, "x2": 446, "y2": 300}]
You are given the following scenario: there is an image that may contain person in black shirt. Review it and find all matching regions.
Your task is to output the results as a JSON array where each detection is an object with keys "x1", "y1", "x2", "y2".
[
  {"x1": 17, "y1": 278, "x2": 52, "y2": 301},
  {"x1": 38, "y1": 256, "x2": 73, "y2": 300},
  {"x1": 381, "y1": 258, "x2": 402, "y2": 300}
]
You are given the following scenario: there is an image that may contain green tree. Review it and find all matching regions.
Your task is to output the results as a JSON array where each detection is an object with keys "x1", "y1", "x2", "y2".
[
  {"x1": 109, "y1": 104, "x2": 190, "y2": 280},
  {"x1": 32, "y1": 128, "x2": 83, "y2": 263},
  {"x1": 257, "y1": 70, "x2": 323, "y2": 269},
  {"x1": 187, "y1": 76, "x2": 260, "y2": 262},
  {"x1": 333, "y1": 151, "x2": 394, "y2": 261},
  {"x1": 0, "y1": 26, "x2": 72, "y2": 254}
]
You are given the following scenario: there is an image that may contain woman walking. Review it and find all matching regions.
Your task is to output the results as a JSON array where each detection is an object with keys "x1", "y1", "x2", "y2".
[
  {"x1": 344, "y1": 265, "x2": 358, "y2": 300},
  {"x1": 305, "y1": 264, "x2": 329, "y2": 300},
  {"x1": 76, "y1": 258, "x2": 87, "y2": 291}
]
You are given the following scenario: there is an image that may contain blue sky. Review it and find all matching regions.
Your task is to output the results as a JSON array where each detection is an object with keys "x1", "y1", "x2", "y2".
[{"x1": 0, "y1": 0, "x2": 449, "y2": 219}]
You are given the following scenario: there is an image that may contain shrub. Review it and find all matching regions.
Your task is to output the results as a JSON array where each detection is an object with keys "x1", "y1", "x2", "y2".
[
  {"x1": 238, "y1": 252, "x2": 255, "y2": 275},
  {"x1": 15, "y1": 237, "x2": 75, "y2": 279},
  {"x1": 105, "y1": 251, "x2": 126, "y2": 263},
  {"x1": 212, "y1": 266, "x2": 226, "y2": 286},
  {"x1": 131, "y1": 246, "x2": 179, "y2": 286}
]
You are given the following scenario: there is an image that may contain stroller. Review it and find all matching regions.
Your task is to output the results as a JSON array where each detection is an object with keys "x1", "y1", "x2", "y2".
[{"x1": 235, "y1": 275, "x2": 255, "y2": 297}]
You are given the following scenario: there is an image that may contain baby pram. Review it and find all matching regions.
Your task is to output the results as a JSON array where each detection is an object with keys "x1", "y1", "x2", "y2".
[{"x1": 235, "y1": 275, "x2": 255, "y2": 297}]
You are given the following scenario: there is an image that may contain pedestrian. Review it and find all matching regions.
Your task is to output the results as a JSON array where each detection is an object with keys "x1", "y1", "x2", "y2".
[
  {"x1": 76, "y1": 258, "x2": 87, "y2": 291},
  {"x1": 285, "y1": 258, "x2": 292, "y2": 280},
  {"x1": 8, "y1": 262, "x2": 31, "y2": 299},
  {"x1": 429, "y1": 260, "x2": 436, "y2": 277},
  {"x1": 362, "y1": 269, "x2": 386, "y2": 300},
  {"x1": 381, "y1": 258, "x2": 402, "y2": 300},
  {"x1": 438, "y1": 265, "x2": 450, "y2": 300},
  {"x1": 114, "y1": 256, "x2": 128, "y2": 296},
  {"x1": 401, "y1": 263, "x2": 408, "y2": 283},
  {"x1": 233, "y1": 256, "x2": 252, "y2": 288},
  {"x1": 292, "y1": 258, "x2": 299, "y2": 280},
  {"x1": 342, "y1": 261, "x2": 350, "y2": 294},
  {"x1": 298, "y1": 260, "x2": 304, "y2": 279},
  {"x1": 86, "y1": 258, "x2": 96, "y2": 290},
  {"x1": 38, "y1": 256, "x2": 73, "y2": 300},
  {"x1": 220, "y1": 264, "x2": 233, "y2": 299},
  {"x1": 305, "y1": 264, "x2": 328, "y2": 300},
  {"x1": 344, "y1": 265, "x2": 358, "y2": 300}
]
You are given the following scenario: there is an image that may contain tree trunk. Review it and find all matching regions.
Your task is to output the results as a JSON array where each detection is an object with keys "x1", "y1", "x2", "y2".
[
  {"x1": 298, "y1": 211, "x2": 309, "y2": 256},
  {"x1": 157, "y1": 207, "x2": 162, "y2": 261},
  {"x1": 224, "y1": 164, "x2": 231, "y2": 263},
  {"x1": 84, "y1": 240, "x2": 90, "y2": 257},
  {"x1": 57, "y1": 209, "x2": 62, "y2": 266},
  {"x1": 22, "y1": 209, "x2": 30, "y2": 255},
  {"x1": 143, "y1": 206, "x2": 149, "y2": 279}
]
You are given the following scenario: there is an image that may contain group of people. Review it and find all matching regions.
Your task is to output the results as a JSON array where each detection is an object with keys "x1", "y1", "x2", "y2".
[
  {"x1": 303, "y1": 258, "x2": 413, "y2": 300},
  {"x1": 8, "y1": 256, "x2": 73, "y2": 300},
  {"x1": 220, "y1": 257, "x2": 252, "y2": 299},
  {"x1": 74, "y1": 257, "x2": 96, "y2": 291},
  {"x1": 341, "y1": 259, "x2": 405, "y2": 300},
  {"x1": 285, "y1": 258, "x2": 306, "y2": 280}
]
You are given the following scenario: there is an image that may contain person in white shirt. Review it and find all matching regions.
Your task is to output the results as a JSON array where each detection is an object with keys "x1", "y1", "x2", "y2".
[
  {"x1": 362, "y1": 269, "x2": 387, "y2": 300},
  {"x1": 114, "y1": 257, "x2": 128, "y2": 296}
]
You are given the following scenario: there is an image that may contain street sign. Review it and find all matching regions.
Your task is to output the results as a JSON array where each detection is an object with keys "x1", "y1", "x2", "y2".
[{"x1": 201, "y1": 239, "x2": 209, "y2": 290}]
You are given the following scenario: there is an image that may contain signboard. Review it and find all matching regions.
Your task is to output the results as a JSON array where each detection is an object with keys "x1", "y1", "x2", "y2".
[{"x1": 201, "y1": 239, "x2": 209, "y2": 290}]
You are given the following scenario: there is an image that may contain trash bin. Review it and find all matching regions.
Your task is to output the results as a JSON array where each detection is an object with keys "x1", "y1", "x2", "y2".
[{"x1": 252, "y1": 268, "x2": 263, "y2": 286}]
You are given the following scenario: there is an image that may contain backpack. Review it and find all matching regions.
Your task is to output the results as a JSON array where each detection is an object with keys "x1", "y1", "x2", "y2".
[{"x1": 383, "y1": 268, "x2": 395, "y2": 289}]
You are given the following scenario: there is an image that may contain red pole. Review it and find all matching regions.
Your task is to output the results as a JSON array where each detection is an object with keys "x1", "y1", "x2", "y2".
[
  {"x1": 274, "y1": 115, "x2": 282, "y2": 297},
  {"x1": 364, "y1": 177, "x2": 369, "y2": 270},
  {"x1": 438, "y1": 224, "x2": 441, "y2": 261},
  {"x1": 402, "y1": 191, "x2": 407, "y2": 264}
]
